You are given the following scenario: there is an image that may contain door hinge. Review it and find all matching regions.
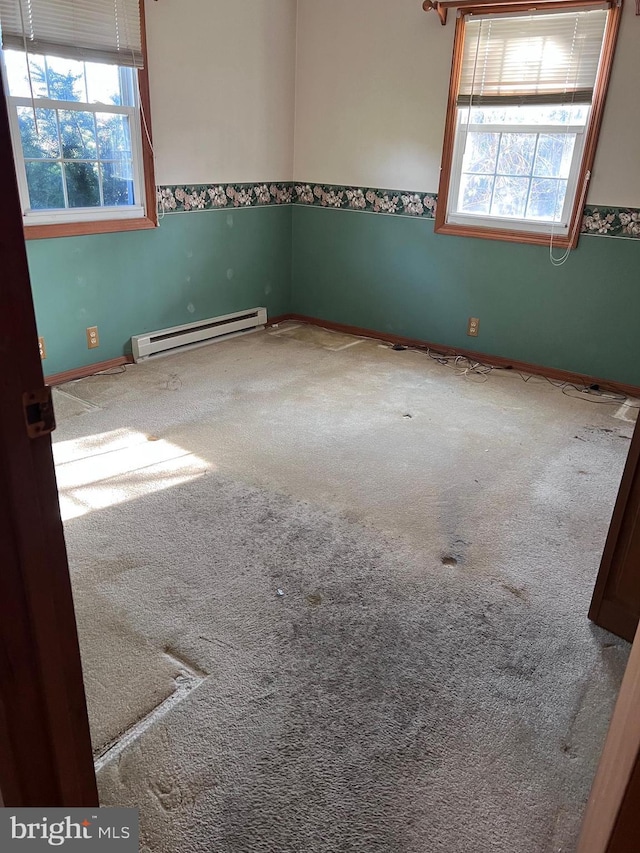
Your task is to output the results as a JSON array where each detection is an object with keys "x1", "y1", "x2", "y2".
[{"x1": 23, "y1": 387, "x2": 56, "y2": 438}]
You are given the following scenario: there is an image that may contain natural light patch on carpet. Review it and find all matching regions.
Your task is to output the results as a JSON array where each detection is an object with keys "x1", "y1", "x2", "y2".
[{"x1": 53, "y1": 428, "x2": 211, "y2": 521}]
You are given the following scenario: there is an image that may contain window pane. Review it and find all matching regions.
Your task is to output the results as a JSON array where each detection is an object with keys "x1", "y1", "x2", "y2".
[
  {"x1": 459, "y1": 174, "x2": 494, "y2": 214},
  {"x1": 533, "y1": 134, "x2": 576, "y2": 179},
  {"x1": 85, "y1": 62, "x2": 123, "y2": 106},
  {"x1": 18, "y1": 108, "x2": 60, "y2": 158},
  {"x1": 96, "y1": 114, "x2": 132, "y2": 160},
  {"x1": 65, "y1": 162, "x2": 101, "y2": 207},
  {"x1": 58, "y1": 111, "x2": 98, "y2": 159},
  {"x1": 527, "y1": 178, "x2": 568, "y2": 221},
  {"x1": 496, "y1": 133, "x2": 536, "y2": 176},
  {"x1": 461, "y1": 132, "x2": 500, "y2": 174},
  {"x1": 101, "y1": 162, "x2": 135, "y2": 206},
  {"x1": 25, "y1": 161, "x2": 65, "y2": 209},
  {"x1": 4, "y1": 50, "x2": 48, "y2": 98},
  {"x1": 492, "y1": 176, "x2": 529, "y2": 218},
  {"x1": 45, "y1": 56, "x2": 87, "y2": 102}
]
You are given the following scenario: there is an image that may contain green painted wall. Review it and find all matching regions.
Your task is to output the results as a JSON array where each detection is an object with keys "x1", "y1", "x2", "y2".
[
  {"x1": 291, "y1": 206, "x2": 640, "y2": 387},
  {"x1": 27, "y1": 201, "x2": 640, "y2": 385},
  {"x1": 27, "y1": 205, "x2": 292, "y2": 377}
]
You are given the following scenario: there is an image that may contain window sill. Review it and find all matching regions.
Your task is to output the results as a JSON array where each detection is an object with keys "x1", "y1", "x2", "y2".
[
  {"x1": 24, "y1": 215, "x2": 158, "y2": 241},
  {"x1": 434, "y1": 220, "x2": 575, "y2": 249}
]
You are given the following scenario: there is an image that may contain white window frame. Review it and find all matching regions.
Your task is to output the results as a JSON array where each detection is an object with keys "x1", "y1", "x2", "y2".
[
  {"x1": 2, "y1": 54, "x2": 147, "y2": 226},
  {"x1": 447, "y1": 110, "x2": 589, "y2": 236}
]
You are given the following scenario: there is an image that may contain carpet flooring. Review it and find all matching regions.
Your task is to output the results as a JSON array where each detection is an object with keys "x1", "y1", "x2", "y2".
[{"x1": 52, "y1": 323, "x2": 634, "y2": 852}]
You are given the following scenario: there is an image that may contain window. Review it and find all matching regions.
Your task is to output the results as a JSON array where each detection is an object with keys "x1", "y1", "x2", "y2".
[
  {"x1": 436, "y1": 2, "x2": 621, "y2": 247},
  {"x1": 0, "y1": 0, "x2": 156, "y2": 238}
]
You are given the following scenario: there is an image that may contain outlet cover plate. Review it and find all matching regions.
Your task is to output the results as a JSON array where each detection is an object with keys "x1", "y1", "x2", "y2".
[
  {"x1": 86, "y1": 326, "x2": 100, "y2": 349},
  {"x1": 467, "y1": 317, "x2": 480, "y2": 337}
]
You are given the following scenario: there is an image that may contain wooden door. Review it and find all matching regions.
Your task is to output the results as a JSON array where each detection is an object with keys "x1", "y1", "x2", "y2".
[
  {"x1": 0, "y1": 66, "x2": 98, "y2": 805},
  {"x1": 578, "y1": 622, "x2": 640, "y2": 853},
  {"x1": 589, "y1": 415, "x2": 640, "y2": 642}
]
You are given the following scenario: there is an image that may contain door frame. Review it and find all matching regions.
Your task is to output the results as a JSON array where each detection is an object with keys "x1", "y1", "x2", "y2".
[{"x1": 0, "y1": 66, "x2": 98, "y2": 805}]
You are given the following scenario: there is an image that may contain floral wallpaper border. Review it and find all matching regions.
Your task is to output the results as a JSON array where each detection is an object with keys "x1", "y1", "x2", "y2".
[
  {"x1": 156, "y1": 182, "x2": 640, "y2": 239},
  {"x1": 292, "y1": 183, "x2": 437, "y2": 217},
  {"x1": 157, "y1": 182, "x2": 293, "y2": 212},
  {"x1": 581, "y1": 206, "x2": 640, "y2": 239}
]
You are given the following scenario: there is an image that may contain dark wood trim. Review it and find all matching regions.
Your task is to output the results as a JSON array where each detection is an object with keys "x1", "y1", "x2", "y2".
[
  {"x1": 0, "y1": 55, "x2": 98, "y2": 806},
  {"x1": 25, "y1": 216, "x2": 156, "y2": 241},
  {"x1": 434, "y1": 2, "x2": 622, "y2": 249},
  {"x1": 23, "y1": 0, "x2": 157, "y2": 242},
  {"x1": 591, "y1": 599, "x2": 639, "y2": 645},
  {"x1": 45, "y1": 355, "x2": 134, "y2": 387},
  {"x1": 138, "y1": 0, "x2": 158, "y2": 229},
  {"x1": 451, "y1": 0, "x2": 615, "y2": 11},
  {"x1": 434, "y1": 10, "x2": 465, "y2": 236},
  {"x1": 426, "y1": 0, "x2": 613, "y2": 15},
  {"x1": 284, "y1": 313, "x2": 640, "y2": 399},
  {"x1": 435, "y1": 220, "x2": 575, "y2": 247},
  {"x1": 566, "y1": 0, "x2": 622, "y2": 249},
  {"x1": 588, "y1": 414, "x2": 640, "y2": 643}
]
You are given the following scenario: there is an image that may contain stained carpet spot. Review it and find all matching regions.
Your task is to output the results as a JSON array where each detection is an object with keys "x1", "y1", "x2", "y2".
[{"x1": 502, "y1": 583, "x2": 528, "y2": 601}]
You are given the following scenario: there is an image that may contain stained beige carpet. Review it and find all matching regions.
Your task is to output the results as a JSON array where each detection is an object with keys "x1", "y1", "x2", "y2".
[{"x1": 53, "y1": 323, "x2": 634, "y2": 852}]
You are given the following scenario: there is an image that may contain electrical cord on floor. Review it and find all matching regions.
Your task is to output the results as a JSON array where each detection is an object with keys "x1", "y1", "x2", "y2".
[
  {"x1": 92, "y1": 364, "x2": 129, "y2": 377},
  {"x1": 388, "y1": 343, "x2": 640, "y2": 409}
]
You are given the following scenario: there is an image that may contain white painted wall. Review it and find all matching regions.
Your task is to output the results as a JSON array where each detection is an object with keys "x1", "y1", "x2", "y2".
[
  {"x1": 294, "y1": 0, "x2": 640, "y2": 206},
  {"x1": 589, "y1": 3, "x2": 640, "y2": 206},
  {"x1": 294, "y1": 0, "x2": 454, "y2": 192},
  {"x1": 145, "y1": 0, "x2": 297, "y2": 185}
]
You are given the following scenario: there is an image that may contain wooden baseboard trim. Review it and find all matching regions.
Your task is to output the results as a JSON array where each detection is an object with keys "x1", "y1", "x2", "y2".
[
  {"x1": 43, "y1": 316, "x2": 640, "y2": 399},
  {"x1": 45, "y1": 356, "x2": 133, "y2": 387},
  {"x1": 284, "y1": 313, "x2": 640, "y2": 399}
]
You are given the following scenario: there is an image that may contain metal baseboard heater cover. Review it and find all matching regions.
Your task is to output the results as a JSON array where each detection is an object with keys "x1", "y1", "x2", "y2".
[{"x1": 131, "y1": 307, "x2": 267, "y2": 362}]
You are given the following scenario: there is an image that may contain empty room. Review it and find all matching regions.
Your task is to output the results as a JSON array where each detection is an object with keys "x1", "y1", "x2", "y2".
[{"x1": 1, "y1": 0, "x2": 640, "y2": 851}]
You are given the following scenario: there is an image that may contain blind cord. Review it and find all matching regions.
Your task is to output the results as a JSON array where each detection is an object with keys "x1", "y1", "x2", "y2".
[
  {"x1": 120, "y1": 0, "x2": 164, "y2": 219},
  {"x1": 18, "y1": 0, "x2": 38, "y2": 135},
  {"x1": 549, "y1": 169, "x2": 590, "y2": 266},
  {"x1": 549, "y1": 13, "x2": 586, "y2": 267},
  {"x1": 461, "y1": 16, "x2": 484, "y2": 184}
]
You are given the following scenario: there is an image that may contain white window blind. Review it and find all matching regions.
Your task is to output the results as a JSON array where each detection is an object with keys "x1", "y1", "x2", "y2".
[
  {"x1": 458, "y1": 7, "x2": 609, "y2": 106},
  {"x1": 0, "y1": 0, "x2": 143, "y2": 67}
]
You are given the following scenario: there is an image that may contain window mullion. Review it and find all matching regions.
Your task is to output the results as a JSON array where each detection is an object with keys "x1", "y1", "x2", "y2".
[
  {"x1": 94, "y1": 113, "x2": 104, "y2": 207},
  {"x1": 524, "y1": 133, "x2": 542, "y2": 219},
  {"x1": 487, "y1": 133, "x2": 501, "y2": 215},
  {"x1": 54, "y1": 110, "x2": 70, "y2": 210}
]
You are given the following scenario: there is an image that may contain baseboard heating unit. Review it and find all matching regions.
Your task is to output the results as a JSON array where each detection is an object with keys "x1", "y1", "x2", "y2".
[{"x1": 131, "y1": 307, "x2": 267, "y2": 362}]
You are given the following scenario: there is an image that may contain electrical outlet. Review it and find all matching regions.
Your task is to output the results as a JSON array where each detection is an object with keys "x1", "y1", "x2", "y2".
[
  {"x1": 86, "y1": 326, "x2": 100, "y2": 349},
  {"x1": 38, "y1": 336, "x2": 46, "y2": 359},
  {"x1": 467, "y1": 317, "x2": 480, "y2": 337}
]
